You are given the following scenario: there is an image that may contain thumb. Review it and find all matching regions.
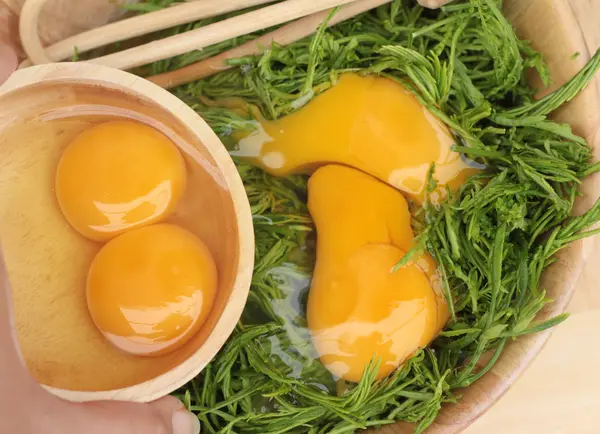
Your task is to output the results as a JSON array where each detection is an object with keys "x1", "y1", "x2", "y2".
[
  {"x1": 52, "y1": 395, "x2": 200, "y2": 434},
  {"x1": 1, "y1": 248, "x2": 199, "y2": 434}
]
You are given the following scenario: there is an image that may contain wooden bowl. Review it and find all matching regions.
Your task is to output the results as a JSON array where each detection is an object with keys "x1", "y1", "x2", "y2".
[
  {"x1": 0, "y1": 0, "x2": 133, "y2": 57},
  {"x1": 386, "y1": 1, "x2": 600, "y2": 432},
  {"x1": 0, "y1": 63, "x2": 255, "y2": 402}
]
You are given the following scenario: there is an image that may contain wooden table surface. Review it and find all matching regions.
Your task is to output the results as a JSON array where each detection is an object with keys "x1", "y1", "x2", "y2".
[{"x1": 466, "y1": 234, "x2": 600, "y2": 434}]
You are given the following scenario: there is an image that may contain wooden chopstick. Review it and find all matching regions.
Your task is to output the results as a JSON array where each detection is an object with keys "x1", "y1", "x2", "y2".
[
  {"x1": 149, "y1": 0, "x2": 392, "y2": 89},
  {"x1": 85, "y1": 0, "x2": 361, "y2": 71},
  {"x1": 19, "y1": 0, "x2": 278, "y2": 65}
]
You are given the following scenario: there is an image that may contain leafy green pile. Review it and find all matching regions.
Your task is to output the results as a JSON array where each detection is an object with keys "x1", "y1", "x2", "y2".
[{"x1": 132, "y1": 0, "x2": 600, "y2": 432}]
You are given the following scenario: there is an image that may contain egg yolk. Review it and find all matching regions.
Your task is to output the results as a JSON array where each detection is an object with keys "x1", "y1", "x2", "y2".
[
  {"x1": 86, "y1": 224, "x2": 218, "y2": 356},
  {"x1": 55, "y1": 120, "x2": 187, "y2": 241},
  {"x1": 309, "y1": 244, "x2": 439, "y2": 383},
  {"x1": 233, "y1": 73, "x2": 476, "y2": 203},
  {"x1": 307, "y1": 165, "x2": 448, "y2": 382}
]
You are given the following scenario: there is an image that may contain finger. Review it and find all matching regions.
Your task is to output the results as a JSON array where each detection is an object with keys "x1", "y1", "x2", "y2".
[
  {"x1": 0, "y1": 44, "x2": 18, "y2": 85},
  {"x1": 151, "y1": 396, "x2": 202, "y2": 434},
  {"x1": 49, "y1": 395, "x2": 200, "y2": 434}
]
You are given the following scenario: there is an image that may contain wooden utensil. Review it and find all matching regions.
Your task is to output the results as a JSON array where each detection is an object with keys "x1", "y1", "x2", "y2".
[
  {"x1": 19, "y1": 0, "x2": 362, "y2": 70},
  {"x1": 2, "y1": 0, "x2": 133, "y2": 55},
  {"x1": 149, "y1": 0, "x2": 392, "y2": 89},
  {"x1": 0, "y1": 63, "x2": 255, "y2": 403},
  {"x1": 19, "y1": 0, "x2": 276, "y2": 65}
]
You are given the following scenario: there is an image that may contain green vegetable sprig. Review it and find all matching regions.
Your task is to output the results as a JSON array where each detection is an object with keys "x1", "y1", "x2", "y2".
[{"x1": 129, "y1": 0, "x2": 600, "y2": 432}]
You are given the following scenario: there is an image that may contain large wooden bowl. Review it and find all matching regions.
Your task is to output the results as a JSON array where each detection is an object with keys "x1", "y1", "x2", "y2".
[
  {"x1": 2, "y1": 0, "x2": 599, "y2": 431},
  {"x1": 389, "y1": 1, "x2": 600, "y2": 432}
]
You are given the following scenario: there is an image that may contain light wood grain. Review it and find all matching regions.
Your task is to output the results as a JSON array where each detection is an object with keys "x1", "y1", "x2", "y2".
[
  {"x1": 465, "y1": 237, "x2": 600, "y2": 434},
  {"x1": 3, "y1": 0, "x2": 133, "y2": 48},
  {"x1": 0, "y1": 63, "x2": 255, "y2": 403}
]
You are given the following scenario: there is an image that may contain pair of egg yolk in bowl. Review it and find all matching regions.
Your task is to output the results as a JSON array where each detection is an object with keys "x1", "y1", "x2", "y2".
[{"x1": 55, "y1": 119, "x2": 218, "y2": 357}]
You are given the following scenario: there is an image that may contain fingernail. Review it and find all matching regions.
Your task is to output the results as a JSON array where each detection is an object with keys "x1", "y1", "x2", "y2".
[{"x1": 172, "y1": 409, "x2": 200, "y2": 434}]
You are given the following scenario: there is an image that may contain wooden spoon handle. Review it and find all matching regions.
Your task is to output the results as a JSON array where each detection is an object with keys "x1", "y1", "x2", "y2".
[
  {"x1": 20, "y1": 0, "x2": 277, "y2": 65},
  {"x1": 85, "y1": 0, "x2": 361, "y2": 71},
  {"x1": 148, "y1": 0, "x2": 392, "y2": 89},
  {"x1": 17, "y1": 0, "x2": 47, "y2": 64}
]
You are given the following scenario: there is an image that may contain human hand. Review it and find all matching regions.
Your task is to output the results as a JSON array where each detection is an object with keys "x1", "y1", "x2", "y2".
[
  {"x1": 0, "y1": 45, "x2": 200, "y2": 434},
  {"x1": 0, "y1": 44, "x2": 17, "y2": 84}
]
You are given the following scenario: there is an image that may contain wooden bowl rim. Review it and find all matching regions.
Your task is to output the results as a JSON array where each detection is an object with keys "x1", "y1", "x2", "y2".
[
  {"x1": 0, "y1": 62, "x2": 255, "y2": 403},
  {"x1": 408, "y1": 1, "x2": 600, "y2": 432}
]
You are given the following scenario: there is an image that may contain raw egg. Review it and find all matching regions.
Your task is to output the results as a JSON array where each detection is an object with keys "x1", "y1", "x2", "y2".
[
  {"x1": 307, "y1": 165, "x2": 447, "y2": 382},
  {"x1": 308, "y1": 244, "x2": 439, "y2": 383},
  {"x1": 233, "y1": 73, "x2": 476, "y2": 202},
  {"x1": 55, "y1": 120, "x2": 187, "y2": 241},
  {"x1": 86, "y1": 223, "x2": 218, "y2": 356}
]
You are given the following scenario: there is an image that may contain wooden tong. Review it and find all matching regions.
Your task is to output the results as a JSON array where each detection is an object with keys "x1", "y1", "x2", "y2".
[
  {"x1": 20, "y1": 0, "x2": 364, "y2": 69},
  {"x1": 149, "y1": 0, "x2": 392, "y2": 89},
  {"x1": 19, "y1": 0, "x2": 278, "y2": 65},
  {"x1": 19, "y1": 0, "x2": 450, "y2": 89}
]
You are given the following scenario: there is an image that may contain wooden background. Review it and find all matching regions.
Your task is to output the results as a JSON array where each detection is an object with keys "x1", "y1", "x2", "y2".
[{"x1": 466, "y1": 237, "x2": 600, "y2": 433}]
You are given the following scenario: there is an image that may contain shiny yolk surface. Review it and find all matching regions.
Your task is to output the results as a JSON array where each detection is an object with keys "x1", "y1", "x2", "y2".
[
  {"x1": 86, "y1": 224, "x2": 218, "y2": 356},
  {"x1": 234, "y1": 73, "x2": 476, "y2": 203},
  {"x1": 307, "y1": 165, "x2": 448, "y2": 382},
  {"x1": 309, "y1": 244, "x2": 438, "y2": 383},
  {"x1": 55, "y1": 120, "x2": 187, "y2": 241}
]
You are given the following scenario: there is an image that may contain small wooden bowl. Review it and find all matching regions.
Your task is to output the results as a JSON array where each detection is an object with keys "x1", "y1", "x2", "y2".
[{"x1": 0, "y1": 63, "x2": 254, "y2": 402}]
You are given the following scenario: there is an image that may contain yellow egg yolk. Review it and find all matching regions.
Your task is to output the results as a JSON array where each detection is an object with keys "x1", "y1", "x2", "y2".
[
  {"x1": 310, "y1": 245, "x2": 438, "y2": 383},
  {"x1": 86, "y1": 224, "x2": 217, "y2": 356},
  {"x1": 233, "y1": 73, "x2": 476, "y2": 203},
  {"x1": 307, "y1": 165, "x2": 448, "y2": 382},
  {"x1": 55, "y1": 120, "x2": 187, "y2": 241}
]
